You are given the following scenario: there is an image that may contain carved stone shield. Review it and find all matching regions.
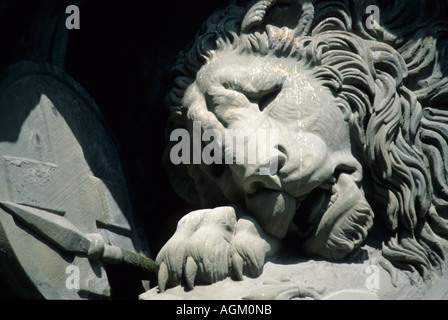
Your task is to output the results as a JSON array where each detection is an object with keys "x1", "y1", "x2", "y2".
[{"x1": 0, "y1": 61, "x2": 150, "y2": 299}]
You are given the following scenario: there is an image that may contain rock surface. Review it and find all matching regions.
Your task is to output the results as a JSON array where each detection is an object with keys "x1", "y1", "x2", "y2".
[{"x1": 141, "y1": 245, "x2": 448, "y2": 300}]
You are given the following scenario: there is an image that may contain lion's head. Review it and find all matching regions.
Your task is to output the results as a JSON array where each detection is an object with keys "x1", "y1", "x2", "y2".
[{"x1": 163, "y1": 0, "x2": 448, "y2": 279}]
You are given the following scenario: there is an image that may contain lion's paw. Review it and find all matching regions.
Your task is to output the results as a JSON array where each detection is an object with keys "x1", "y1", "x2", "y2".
[
  {"x1": 156, "y1": 206, "x2": 278, "y2": 292},
  {"x1": 229, "y1": 216, "x2": 279, "y2": 280}
]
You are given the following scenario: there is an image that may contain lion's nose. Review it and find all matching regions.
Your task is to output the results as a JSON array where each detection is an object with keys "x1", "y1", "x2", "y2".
[
  {"x1": 240, "y1": 132, "x2": 336, "y2": 198},
  {"x1": 242, "y1": 146, "x2": 288, "y2": 194}
]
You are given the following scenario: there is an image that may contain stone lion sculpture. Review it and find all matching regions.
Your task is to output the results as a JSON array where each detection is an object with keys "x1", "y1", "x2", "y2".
[{"x1": 156, "y1": 0, "x2": 448, "y2": 293}]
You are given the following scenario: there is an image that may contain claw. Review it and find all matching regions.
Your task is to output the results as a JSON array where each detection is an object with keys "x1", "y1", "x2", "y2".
[
  {"x1": 185, "y1": 256, "x2": 198, "y2": 290},
  {"x1": 231, "y1": 253, "x2": 244, "y2": 281},
  {"x1": 158, "y1": 261, "x2": 169, "y2": 293},
  {"x1": 246, "y1": 263, "x2": 263, "y2": 278},
  {"x1": 246, "y1": 248, "x2": 263, "y2": 277}
]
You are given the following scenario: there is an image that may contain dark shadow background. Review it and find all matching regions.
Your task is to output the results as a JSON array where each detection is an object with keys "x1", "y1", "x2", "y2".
[
  {"x1": 63, "y1": 0, "x2": 231, "y2": 257},
  {"x1": 0, "y1": 0, "x2": 230, "y2": 298}
]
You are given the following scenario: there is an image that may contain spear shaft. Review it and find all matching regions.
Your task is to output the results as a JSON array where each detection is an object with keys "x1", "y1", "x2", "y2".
[{"x1": 0, "y1": 201, "x2": 156, "y2": 275}]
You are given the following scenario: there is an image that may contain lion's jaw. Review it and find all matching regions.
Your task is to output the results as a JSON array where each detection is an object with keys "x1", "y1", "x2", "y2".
[{"x1": 184, "y1": 50, "x2": 375, "y2": 260}]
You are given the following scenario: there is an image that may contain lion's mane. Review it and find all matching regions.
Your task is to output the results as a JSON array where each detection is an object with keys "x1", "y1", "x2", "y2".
[{"x1": 163, "y1": 0, "x2": 448, "y2": 279}]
